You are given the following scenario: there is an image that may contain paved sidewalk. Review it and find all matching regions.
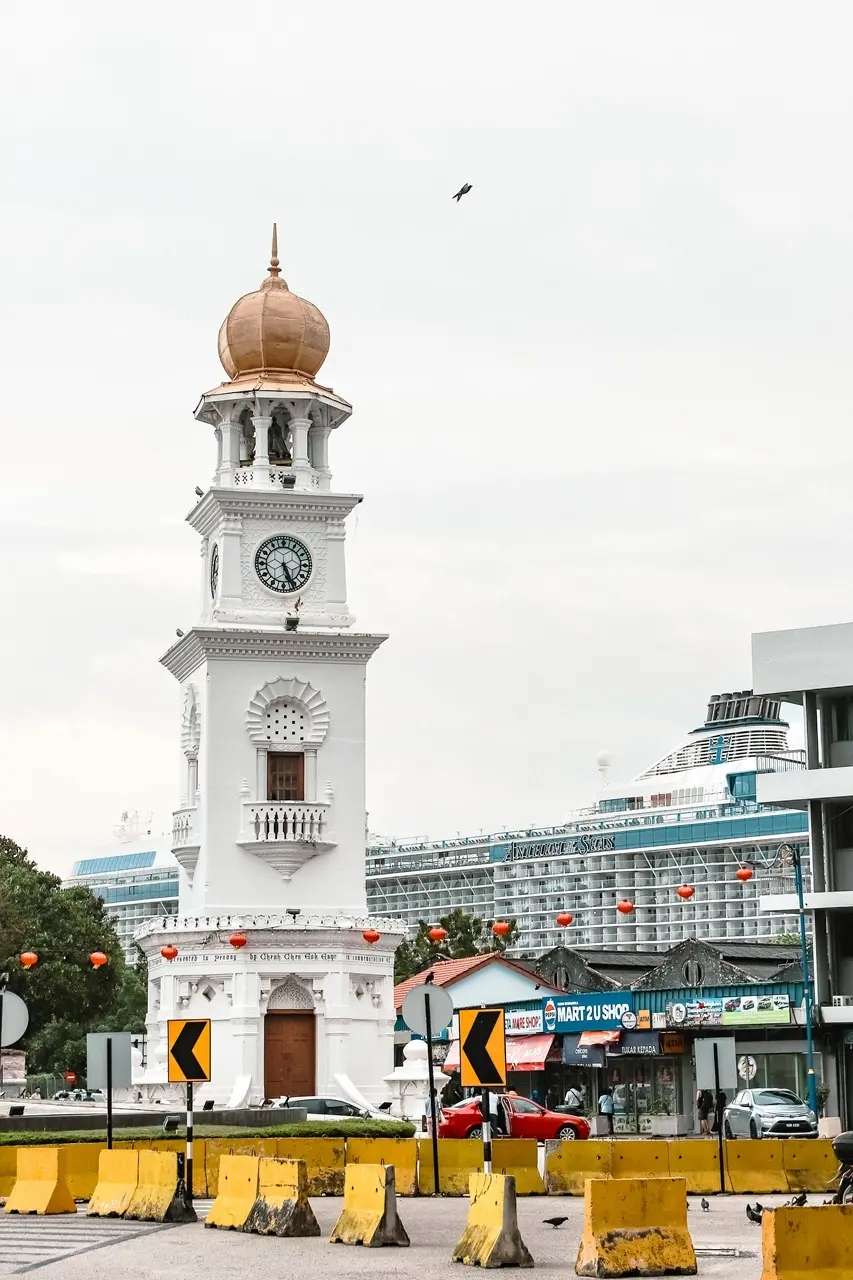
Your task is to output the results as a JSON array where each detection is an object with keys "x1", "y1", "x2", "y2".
[{"x1": 0, "y1": 1193, "x2": 793, "y2": 1278}]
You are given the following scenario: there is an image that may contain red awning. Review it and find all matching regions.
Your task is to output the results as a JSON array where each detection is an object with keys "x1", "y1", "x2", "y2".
[
  {"x1": 578, "y1": 1030, "x2": 621, "y2": 1047},
  {"x1": 442, "y1": 1034, "x2": 556, "y2": 1073}
]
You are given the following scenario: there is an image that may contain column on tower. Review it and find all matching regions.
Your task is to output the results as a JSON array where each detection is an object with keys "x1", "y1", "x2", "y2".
[
  {"x1": 252, "y1": 414, "x2": 272, "y2": 483},
  {"x1": 309, "y1": 420, "x2": 332, "y2": 491},
  {"x1": 289, "y1": 412, "x2": 312, "y2": 487}
]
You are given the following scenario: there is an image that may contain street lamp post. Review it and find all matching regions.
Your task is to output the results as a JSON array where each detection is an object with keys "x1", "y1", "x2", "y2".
[{"x1": 789, "y1": 845, "x2": 820, "y2": 1117}]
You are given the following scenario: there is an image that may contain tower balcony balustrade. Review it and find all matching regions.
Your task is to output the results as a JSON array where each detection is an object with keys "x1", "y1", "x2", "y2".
[
  {"x1": 171, "y1": 805, "x2": 201, "y2": 884},
  {"x1": 237, "y1": 800, "x2": 336, "y2": 880}
]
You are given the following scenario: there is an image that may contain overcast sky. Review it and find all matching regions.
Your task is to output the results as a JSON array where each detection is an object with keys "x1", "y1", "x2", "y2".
[{"x1": 1, "y1": 2, "x2": 850, "y2": 875}]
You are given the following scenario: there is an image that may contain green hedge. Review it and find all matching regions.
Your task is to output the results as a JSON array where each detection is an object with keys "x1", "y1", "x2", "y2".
[{"x1": 0, "y1": 1118, "x2": 415, "y2": 1146}]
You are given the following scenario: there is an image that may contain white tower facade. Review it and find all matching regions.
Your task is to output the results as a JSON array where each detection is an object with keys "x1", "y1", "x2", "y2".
[{"x1": 135, "y1": 232, "x2": 403, "y2": 1105}]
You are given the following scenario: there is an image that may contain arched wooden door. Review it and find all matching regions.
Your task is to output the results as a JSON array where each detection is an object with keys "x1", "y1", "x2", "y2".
[{"x1": 264, "y1": 1010, "x2": 316, "y2": 1099}]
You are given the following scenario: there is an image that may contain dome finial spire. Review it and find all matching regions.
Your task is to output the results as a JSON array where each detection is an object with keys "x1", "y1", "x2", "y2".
[{"x1": 268, "y1": 223, "x2": 281, "y2": 279}]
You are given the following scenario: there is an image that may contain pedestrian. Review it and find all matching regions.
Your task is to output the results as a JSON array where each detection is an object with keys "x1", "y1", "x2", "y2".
[
  {"x1": 712, "y1": 1089, "x2": 727, "y2": 1135},
  {"x1": 598, "y1": 1087, "x2": 614, "y2": 1135},
  {"x1": 697, "y1": 1088, "x2": 713, "y2": 1136},
  {"x1": 480, "y1": 1091, "x2": 507, "y2": 1136},
  {"x1": 531, "y1": 1087, "x2": 542, "y2": 1105},
  {"x1": 564, "y1": 1083, "x2": 584, "y2": 1115}
]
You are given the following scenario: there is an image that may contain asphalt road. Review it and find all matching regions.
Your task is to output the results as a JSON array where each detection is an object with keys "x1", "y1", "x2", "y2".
[{"x1": 0, "y1": 1193, "x2": 792, "y2": 1278}]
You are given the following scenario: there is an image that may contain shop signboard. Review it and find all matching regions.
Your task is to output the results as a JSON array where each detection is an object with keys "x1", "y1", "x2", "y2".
[
  {"x1": 505, "y1": 1009, "x2": 544, "y2": 1036},
  {"x1": 561, "y1": 1033, "x2": 606, "y2": 1067},
  {"x1": 665, "y1": 992, "x2": 791, "y2": 1029},
  {"x1": 543, "y1": 992, "x2": 634, "y2": 1033},
  {"x1": 609, "y1": 1032, "x2": 661, "y2": 1057}
]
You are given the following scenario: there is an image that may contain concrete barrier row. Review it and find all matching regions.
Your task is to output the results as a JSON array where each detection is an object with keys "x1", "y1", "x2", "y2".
[{"x1": 545, "y1": 1137, "x2": 840, "y2": 1196}]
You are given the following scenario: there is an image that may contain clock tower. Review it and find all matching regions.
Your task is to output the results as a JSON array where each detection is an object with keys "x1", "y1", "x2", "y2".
[{"x1": 134, "y1": 230, "x2": 402, "y2": 1106}]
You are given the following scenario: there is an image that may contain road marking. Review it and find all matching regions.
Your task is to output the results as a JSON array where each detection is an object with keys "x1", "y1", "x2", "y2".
[{"x1": 0, "y1": 1209, "x2": 191, "y2": 1274}]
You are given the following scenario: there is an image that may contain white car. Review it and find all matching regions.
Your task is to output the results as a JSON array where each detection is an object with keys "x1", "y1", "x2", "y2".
[{"x1": 274, "y1": 1094, "x2": 388, "y2": 1121}]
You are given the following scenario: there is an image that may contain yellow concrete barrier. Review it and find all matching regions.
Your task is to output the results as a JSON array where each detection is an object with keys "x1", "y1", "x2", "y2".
[
  {"x1": 124, "y1": 1149, "x2": 196, "y2": 1223},
  {"x1": 782, "y1": 1139, "x2": 838, "y2": 1194},
  {"x1": 330, "y1": 1164, "x2": 410, "y2": 1247},
  {"x1": 87, "y1": 1149, "x2": 139, "y2": 1218},
  {"x1": 244, "y1": 1158, "x2": 320, "y2": 1237},
  {"x1": 206, "y1": 1154, "x2": 260, "y2": 1231},
  {"x1": 417, "y1": 1140, "x2": 483, "y2": 1196},
  {"x1": 761, "y1": 1204, "x2": 853, "y2": 1279},
  {"x1": 0, "y1": 1147, "x2": 17, "y2": 1200},
  {"x1": 276, "y1": 1138, "x2": 345, "y2": 1196},
  {"x1": 452, "y1": 1173, "x2": 533, "y2": 1268},
  {"x1": 610, "y1": 1140, "x2": 671, "y2": 1182},
  {"x1": 725, "y1": 1140, "x2": 788, "y2": 1194},
  {"x1": 493, "y1": 1140, "x2": 545, "y2": 1195},
  {"x1": 346, "y1": 1138, "x2": 418, "y2": 1196},
  {"x1": 203, "y1": 1138, "x2": 277, "y2": 1198},
  {"x1": 4, "y1": 1148, "x2": 76, "y2": 1215},
  {"x1": 576, "y1": 1176, "x2": 697, "y2": 1277},
  {"x1": 63, "y1": 1144, "x2": 108, "y2": 1201},
  {"x1": 544, "y1": 1139, "x2": 613, "y2": 1195},
  {"x1": 667, "y1": 1140, "x2": 721, "y2": 1196}
]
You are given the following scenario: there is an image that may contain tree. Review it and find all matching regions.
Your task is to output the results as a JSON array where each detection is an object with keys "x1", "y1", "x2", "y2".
[
  {"x1": 0, "y1": 835, "x2": 146, "y2": 1075},
  {"x1": 394, "y1": 909, "x2": 520, "y2": 983}
]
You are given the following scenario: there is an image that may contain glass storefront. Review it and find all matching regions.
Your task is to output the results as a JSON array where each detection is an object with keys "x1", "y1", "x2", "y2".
[
  {"x1": 735, "y1": 1050, "x2": 814, "y2": 1099},
  {"x1": 607, "y1": 1059, "x2": 682, "y2": 1134}
]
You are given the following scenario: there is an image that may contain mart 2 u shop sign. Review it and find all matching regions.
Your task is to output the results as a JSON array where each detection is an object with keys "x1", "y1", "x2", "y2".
[{"x1": 543, "y1": 992, "x2": 634, "y2": 1032}]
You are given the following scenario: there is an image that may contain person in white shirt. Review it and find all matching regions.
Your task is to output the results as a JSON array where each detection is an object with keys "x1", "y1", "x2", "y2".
[{"x1": 563, "y1": 1085, "x2": 584, "y2": 1114}]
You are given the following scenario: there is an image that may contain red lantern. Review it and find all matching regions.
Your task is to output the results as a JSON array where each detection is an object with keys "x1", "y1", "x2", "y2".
[
  {"x1": 492, "y1": 921, "x2": 511, "y2": 937},
  {"x1": 556, "y1": 912, "x2": 574, "y2": 927},
  {"x1": 230, "y1": 932, "x2": 248, "y2": 950},
  {"x1": 736, "y1": 866, "x2": 754, "y2": 883},
  {"x1": 89, "y1": 951, "x2": 108, "y2": 969},
  {"x1": 160, "y1": 944, "x2": 178, "y2": 961},
  {"x1": 19, "y1": 951, "x2": 38, "y2": 970},
  {"x1": 677, "y1": 885, "x2": 695, "y2": 900},
  {"x1": 617, "y1": 900, "x2": 634, "y2": 915},
  {"x1": 428, "y1": 926, "x2": 447, "y2": 943},
  {"x1": 363, "y1": 929, "x2": 381, "y2": 944}
]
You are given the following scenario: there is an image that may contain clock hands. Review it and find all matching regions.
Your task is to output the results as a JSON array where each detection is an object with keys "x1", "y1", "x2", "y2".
[{"x1": 279, "y1": 560, "x2": 296, "y2": 589}]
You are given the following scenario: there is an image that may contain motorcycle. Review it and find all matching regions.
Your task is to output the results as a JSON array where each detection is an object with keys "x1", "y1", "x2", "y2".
[{"x1": 830, "y1": 1133, "x2": 853, "y2": 1203}]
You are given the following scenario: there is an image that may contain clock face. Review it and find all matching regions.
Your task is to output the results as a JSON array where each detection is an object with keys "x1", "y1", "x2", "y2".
[
  {"x1": 255, "y1": 534, "x2": 312, "y2": 594},
  {"x1": 209, "y1": 544, "x2": 219, "y2": 599}
]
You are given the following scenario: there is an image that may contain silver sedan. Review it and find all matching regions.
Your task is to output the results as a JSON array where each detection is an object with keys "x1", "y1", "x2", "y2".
[{"x1": 723, "y1": 1088, "x2": 818, "y2": 1139}]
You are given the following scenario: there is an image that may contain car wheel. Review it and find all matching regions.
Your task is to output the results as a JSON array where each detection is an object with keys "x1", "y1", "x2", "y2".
[
  {"x1": 749, "y1": 1119, "x2": 759, "y2": 1139},
  {"x1": 467, "y1": 1125, "x2": 483, "y2": 1139},
  {"x1": 724, "y1": 1119, "x2": 733, "y2": 1139},
  {"x1": 557, "y1": 1125, "x2": 577, "y2": 1140}
]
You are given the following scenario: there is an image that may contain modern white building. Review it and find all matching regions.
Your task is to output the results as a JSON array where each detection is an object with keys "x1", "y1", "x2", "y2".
[
  {"x1": 134, "y1": 231, "x2": 403, "y2": 1105},
  {"x1": 367, "y1": 693, "x2": 810, "y2": 952},
  {"x1": 752, "y1": 621, "x2": 853, "y2": 1121},
  {"x1": 63, "y1": 819, "x2": 178, "y2": 964}
]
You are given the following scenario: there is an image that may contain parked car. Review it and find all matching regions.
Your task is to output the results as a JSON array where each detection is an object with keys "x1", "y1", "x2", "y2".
[
  {"x1": 273, "y1": 1094, "x2": 388, "y2": 1121},
  {"x1": 723, "y1": 1088, "x2": 818, "y2": 1139},
  {"x1": 437, "y1": 1094, "x2": 590, "y2": 1141}
]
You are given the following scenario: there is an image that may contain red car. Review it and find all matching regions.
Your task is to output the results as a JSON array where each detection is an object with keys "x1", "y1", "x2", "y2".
[{"x1": 437, "y1": 1094, "x2": 589, "y2": 1141}]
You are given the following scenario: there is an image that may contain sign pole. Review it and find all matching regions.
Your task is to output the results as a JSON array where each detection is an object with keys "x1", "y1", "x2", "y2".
[
  {"x1": 424, "y1": 992, "x2": 441, "y2": 1196},
  {"x1": 482, "y1": 1086, "x2": 492, "y2": 1174},
  {"x1": 0, "y1": 975, "x2": 6, "y2": 1092},
  {"x1": 713, "y1": 1042, "x2": 725, "y2": 1195},
  {"x1": 186, "y1": 1081, "x2": 194, "y2": 1206},
  {"x1": 106, "y1": 1037, "x2": 113, "y2": 1150}
]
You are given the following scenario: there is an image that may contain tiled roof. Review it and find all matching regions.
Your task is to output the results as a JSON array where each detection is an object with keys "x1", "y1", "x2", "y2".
[{"x1": 394, "y1": 954, "x2": 494, "y2": 1011}]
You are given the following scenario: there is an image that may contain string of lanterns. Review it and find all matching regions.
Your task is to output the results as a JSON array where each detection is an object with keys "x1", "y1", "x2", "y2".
[{"x1": 18, "y1": 950, "x2": 109, "y2": 969}]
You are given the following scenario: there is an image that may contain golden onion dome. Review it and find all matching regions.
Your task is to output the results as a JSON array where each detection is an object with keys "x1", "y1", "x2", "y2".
[{"x1": 217, "y1": 226, "x2": 330, "y2": 382}]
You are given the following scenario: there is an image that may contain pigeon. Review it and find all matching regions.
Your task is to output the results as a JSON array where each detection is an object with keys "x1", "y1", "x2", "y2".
[
  {"x1": 700, "y1": 1198, "x2": 710, "y2": 1212},
  {"x1": 746, "y1": 1203, "x2": 763, "y2": 1224},
  {"x1": 543, "y1": 1216, "x2": 568, "y2": 1229},
  {"x1": 791, "y1": 1192, "x2": 807, "y2": 1208},
  {"x1": 453, "y1": 183, "x2": 472, "y2": 202},
  {"x1": 175, "y1": 628, "x2": 185, "y2": 637},
  {"x1": 195, "y1": 486, "x2": 204, "y2": 498}
]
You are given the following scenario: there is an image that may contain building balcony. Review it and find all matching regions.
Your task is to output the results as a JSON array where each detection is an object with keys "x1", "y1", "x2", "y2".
[
  {"x1": 757, "y1": 766, "x2": 853, "y2": 809},
  {"x1": 237, "y1": 801, "x2": 335, "y2": 880},
  {"x1": 171, "y1": 806, "x2": 201, "y2": 884}
]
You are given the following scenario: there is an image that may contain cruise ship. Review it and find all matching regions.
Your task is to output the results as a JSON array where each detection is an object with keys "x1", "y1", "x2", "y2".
[{"x1": 365, "y1": 693, "x2": 810, "y2": 953}]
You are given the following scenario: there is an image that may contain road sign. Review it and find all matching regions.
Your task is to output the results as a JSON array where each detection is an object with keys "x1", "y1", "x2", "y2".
[
  {"x1": 738, "y1": 1054, "x2": 758, "y2": 1081},
  {"x1": 87, "y1": 1032, "x2": 133, "y2": 1090},
  {"x1": 0, "y1": 992, "x2": 29, "y2": 1048},
  {"x1": 168, "y1": 1019, "x2": 211, "y2": 1082},
  {"x1": 459, "y1": 1008, "x2": 507, "y2": 1088},
  {"x1": 402, "y1": 985, "x2": 454, "y2": 1039},
  {"x1": 64, "y1": 1072, "x2": 77, "y2": 1084}
]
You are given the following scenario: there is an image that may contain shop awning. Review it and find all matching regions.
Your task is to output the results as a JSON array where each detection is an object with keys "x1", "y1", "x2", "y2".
[
  {"x1": 578, "y1": 1030, "x2": 621, "y2": 1047},
  {"x1": 442, "y1": 1033, "x2": 556, "y2": 1073}
]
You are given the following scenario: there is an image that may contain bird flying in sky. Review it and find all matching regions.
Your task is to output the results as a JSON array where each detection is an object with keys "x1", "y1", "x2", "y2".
[{"x1": 453, "y1": 183, "x2": 472, "y2": 202}]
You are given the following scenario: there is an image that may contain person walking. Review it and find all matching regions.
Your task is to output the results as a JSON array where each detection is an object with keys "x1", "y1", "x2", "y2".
[
  {"x1": 598, "y1": 1087, "x2": 614, "y2": 1135},
  {"x1": 697, "y1": 1088, "x2": 713, "y2": 1136}
]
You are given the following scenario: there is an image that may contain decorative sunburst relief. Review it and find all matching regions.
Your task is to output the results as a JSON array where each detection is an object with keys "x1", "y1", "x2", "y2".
[
  {"x1": 181, "y1": 685, "x2": 201, "y2": 758},
  {"x1": 245, "y1": 677, "x2": 329, "y2": 745}
]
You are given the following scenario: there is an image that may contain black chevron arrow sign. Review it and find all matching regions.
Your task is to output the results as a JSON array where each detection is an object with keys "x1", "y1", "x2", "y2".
[
  {"x1": 168, "y1": 1019, "x2": 211, "y2": 1082},
  {"x1": 460, "y1": 1008, "x2": 507, "y2": 1088}
]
